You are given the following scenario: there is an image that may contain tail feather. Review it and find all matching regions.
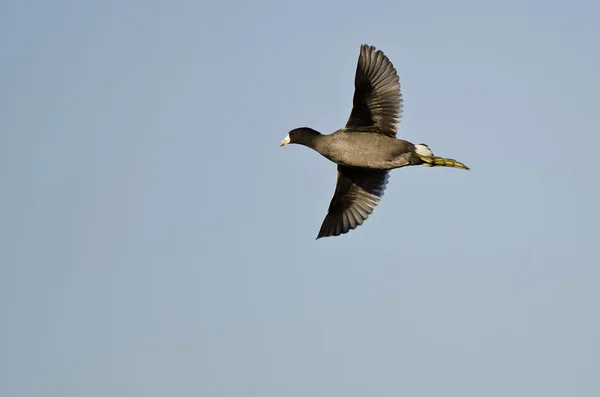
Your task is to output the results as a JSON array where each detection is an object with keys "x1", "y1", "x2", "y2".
[{"x1": 414, "y1": 144, "x2": 470, "y2": 170}]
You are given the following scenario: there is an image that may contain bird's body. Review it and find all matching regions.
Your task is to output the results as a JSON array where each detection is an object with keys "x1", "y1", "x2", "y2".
[
  {"x1": 296, "y1": 129, "x2": 419, "y2": 170},
  {"x1": 280, "y1": 44, "x2": 469, "y2": 239}
]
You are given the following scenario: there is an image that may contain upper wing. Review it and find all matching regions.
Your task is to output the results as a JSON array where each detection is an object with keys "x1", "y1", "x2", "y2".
[
  {"x1": 317, "y1": 166, "x2": 390, "y2": 239},
  {"x1": 343, "y1": 44, "x2": 402, "y2": 138}
]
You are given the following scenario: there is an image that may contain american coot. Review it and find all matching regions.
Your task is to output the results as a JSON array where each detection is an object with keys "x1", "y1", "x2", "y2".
[{"x1": 280, "y1": 44, "x2": 469, "y2": 239}]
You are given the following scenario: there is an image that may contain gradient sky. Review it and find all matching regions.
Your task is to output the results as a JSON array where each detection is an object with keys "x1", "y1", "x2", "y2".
[{"x1": 2, "y1": 0, "x2": 600, "y2": 396}]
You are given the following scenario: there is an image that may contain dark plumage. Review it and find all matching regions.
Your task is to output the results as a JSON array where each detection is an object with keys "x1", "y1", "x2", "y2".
[{"x1": 280, "y1": 44, "x2": 469, "y2": 239}]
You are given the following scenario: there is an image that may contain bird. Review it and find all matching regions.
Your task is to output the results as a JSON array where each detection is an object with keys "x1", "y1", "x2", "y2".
[{"x1": 279, "y1": 44, "x2": 469, "y2": 239}]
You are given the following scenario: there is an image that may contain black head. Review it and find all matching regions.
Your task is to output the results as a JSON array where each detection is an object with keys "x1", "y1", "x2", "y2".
[{"x1": 279, "y1": 127, "x2": 322, "y2": 147}]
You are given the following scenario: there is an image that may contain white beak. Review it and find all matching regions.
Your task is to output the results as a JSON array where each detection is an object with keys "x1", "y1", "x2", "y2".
[{"x1": 279, "y1": 134, "x2": 291, "y2": 147}]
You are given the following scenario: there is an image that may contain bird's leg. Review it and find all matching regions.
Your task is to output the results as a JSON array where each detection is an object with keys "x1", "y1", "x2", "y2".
[{"x1": 418, "y1": 154, "x2": 470, "y2": 170}]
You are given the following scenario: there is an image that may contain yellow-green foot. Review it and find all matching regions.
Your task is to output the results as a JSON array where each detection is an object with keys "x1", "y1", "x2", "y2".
[{"x1": 419, "y1": 154, "x2": 470, "y2": 170}]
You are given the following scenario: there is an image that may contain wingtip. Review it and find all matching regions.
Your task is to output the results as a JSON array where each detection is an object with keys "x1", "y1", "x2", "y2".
[
  {"x1": 316, "y1": 229, "x2": 330, "y2": 240},
  {"x1": 316, "y1": 228, "x2": 326, "y2": 240},
  {"x1": 360, "y1": 43, "x2": 377, "y2": 54}
]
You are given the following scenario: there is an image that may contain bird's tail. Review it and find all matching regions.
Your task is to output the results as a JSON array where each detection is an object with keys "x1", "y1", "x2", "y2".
[{"x1": 415, "y1": 144, "x2": 470, "y2": 171}]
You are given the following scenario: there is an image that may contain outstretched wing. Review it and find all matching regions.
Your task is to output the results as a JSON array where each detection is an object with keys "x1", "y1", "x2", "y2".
[
  {"x1": 344, "y1": 44, "x2": 402, "y2": 138},
  {"x1": 317, "y1": 166, "x2": 390, "y2": 239}
]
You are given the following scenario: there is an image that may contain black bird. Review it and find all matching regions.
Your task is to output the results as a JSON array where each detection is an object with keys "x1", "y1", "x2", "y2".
[{"x1": 280, "y1": 44, "x2": 469, "y2": 239}]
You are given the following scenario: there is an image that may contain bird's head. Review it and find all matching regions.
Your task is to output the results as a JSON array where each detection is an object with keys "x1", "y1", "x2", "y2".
[{"x1": 279, "y1": 127, "x2": 321, "y2": 147}]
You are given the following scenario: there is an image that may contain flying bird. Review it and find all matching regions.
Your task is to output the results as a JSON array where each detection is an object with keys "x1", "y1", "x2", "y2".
[{"x1": 280, "y1": 44, "x2": 469, "y2": 239}]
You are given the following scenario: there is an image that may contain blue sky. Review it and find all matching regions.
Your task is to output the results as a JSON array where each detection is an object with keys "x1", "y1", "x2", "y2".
[{"x1": 2, "y1": 0, "x2": 599, "y2": 396}]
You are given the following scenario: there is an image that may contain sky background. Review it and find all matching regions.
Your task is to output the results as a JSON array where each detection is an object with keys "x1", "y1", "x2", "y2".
[{"x1": 2, "y1": 0, "x2": 600, "y2": 396}]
